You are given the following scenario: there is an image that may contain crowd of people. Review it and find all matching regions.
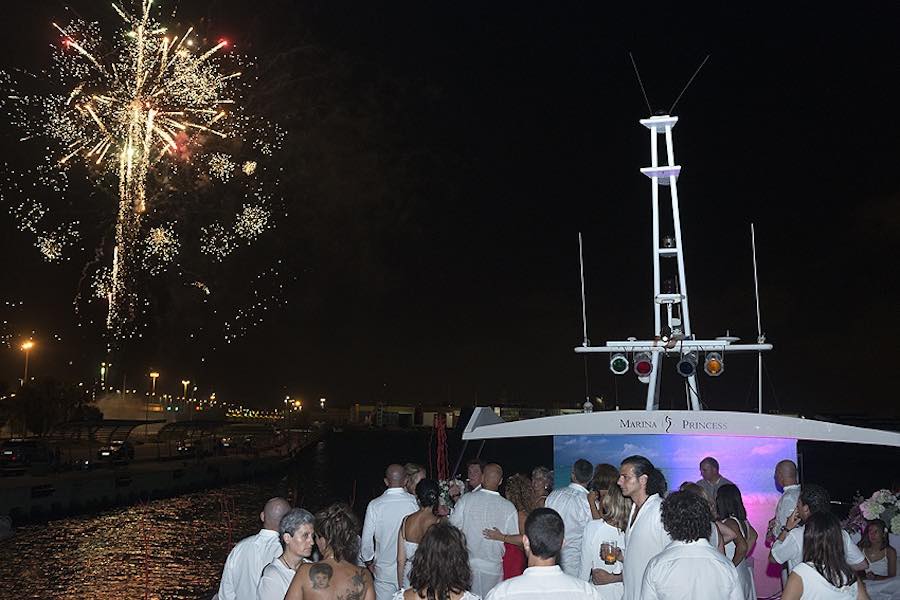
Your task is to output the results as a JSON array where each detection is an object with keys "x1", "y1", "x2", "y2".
[{"x1": 212, "y1": 456, "x2": 895, "y2": 600}]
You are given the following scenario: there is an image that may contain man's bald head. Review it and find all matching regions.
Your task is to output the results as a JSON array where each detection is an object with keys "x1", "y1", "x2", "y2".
[
  {"x1": 385, "y1": 464, "x2": 406, "y2": 488},
  {"x1": 482, "y1": 463, "x2": 503, "y2": 491},
  {"x1": 261, "y1": 497, "x2": 291, "y2": 530},
  {"x1": 775, "y1": 460, "x2": 798, "y2": 487}
]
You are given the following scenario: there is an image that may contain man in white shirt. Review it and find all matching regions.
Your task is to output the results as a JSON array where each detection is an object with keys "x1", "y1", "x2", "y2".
[
  {"x1": 485, "y1": 507, "x2": 601, "y2": 599},
  {"x1": 767, "y1": 459, "x2": 801, "y2": 542},
  {"x1": 360, "y1": 463, "x2": 418, "y2": 600},
  {"x1": 695, "y1": 457, "x2": 733, "y2": 503},
  {"x1": 217, "y1": 497, "x2": 291, "y2": 600},
  {"x1": 617, "y1": 455, "x2": 671, "y2": 600},
  {"x1": 545, "y1": 458, "x2": 593, "y2": 576},
  {"x1": 769, "y1": 483, "x2": 868, "y2": 573},
  {"x1": 640, "y1": 491, "x2": 743, "y2": 600},
  {"x1": 450, "y1": 462, "x2": 517, "y2": 597}
]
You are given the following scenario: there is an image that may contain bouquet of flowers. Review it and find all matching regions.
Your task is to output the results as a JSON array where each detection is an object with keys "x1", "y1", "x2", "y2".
[
  {"x1": 438, "y1": 478, "x2": 466, "y2": 511},
  {"x1": 843, "y1": 489, "x2": 900, "y2": 535}
]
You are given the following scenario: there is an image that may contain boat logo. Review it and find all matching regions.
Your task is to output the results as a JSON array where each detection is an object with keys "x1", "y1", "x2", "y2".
[{"x1": 664, "y1": 415, "x2": 672, "y2": 433}]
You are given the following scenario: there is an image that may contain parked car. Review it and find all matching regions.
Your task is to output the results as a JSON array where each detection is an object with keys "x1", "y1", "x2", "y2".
[
  {"x1": 96, "y1": 439, "x2": 135, "y2": 463},
  {"x1": 0, "y1": 438, "x2": 52, "y2": 474}
]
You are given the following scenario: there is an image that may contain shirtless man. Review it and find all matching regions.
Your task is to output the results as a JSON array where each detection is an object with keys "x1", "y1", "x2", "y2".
[{"x1": 286, "y1": 503, "x2": 375, "y2": 600}]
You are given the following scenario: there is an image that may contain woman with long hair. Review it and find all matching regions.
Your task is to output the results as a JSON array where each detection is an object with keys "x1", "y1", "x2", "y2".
[
  {"x1": 579, "y1": 484, "x2": 632, "y2": 599},
  {"x1": 405, "y1": 463, "x2": 426, "y2": 495},
  {"x1": 395, "y1": 522, "x2": 479, "y2": 600},
  {"x1": 782, "y1": 511, "x2": 868, "y2": 600},
  {"x1": 587, "y1": 464, "x2": 620, "y2": 519},
  {"x1": 481, "y1": 473, "x2": 535, "y2": 579},
  {"x1": 857, "y1": 519, "x2": 896, "y2": 580},
  {"x1": 285, "y1": 503, "x2": 375, "y2": 600},
  {"x1": 716, "y1": 484, "x2": 758, "y2": 600},
  {"x1": 398, "y1": 479, "x2": 444, "y2": 587}
]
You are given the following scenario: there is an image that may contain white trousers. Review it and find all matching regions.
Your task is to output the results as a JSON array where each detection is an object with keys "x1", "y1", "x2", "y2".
[
  {"x1": 470, "y1": 568, "x2": 503, "y2": 598},
  {"x1": 374, "y1": 578, "x2": 399, "y2": 600}
]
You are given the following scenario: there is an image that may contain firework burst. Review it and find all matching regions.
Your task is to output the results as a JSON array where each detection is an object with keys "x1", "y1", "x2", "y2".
[{"x1": 1, "y1": 0, "x2": 285, "y2": 341}]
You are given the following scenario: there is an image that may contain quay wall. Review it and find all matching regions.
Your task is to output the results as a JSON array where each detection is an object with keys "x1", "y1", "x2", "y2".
[{"x1": 0, "y1": 438, "x2": 318, "y2": 523}]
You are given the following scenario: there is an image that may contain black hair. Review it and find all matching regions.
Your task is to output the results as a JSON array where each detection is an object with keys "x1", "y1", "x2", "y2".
[
  {"x1": 415, "y1": 478, "x2": 441, "y2": 509},
  {"x1": 465, "y1": 458, "x2": 487, "y2": 471},
  {"x1": 803, "y1": 511, "x2": 855, "y2": 588},
  {"x1": 622, "y1": 455, "x2": 668, "y2": 496},
  {"x1": 715, "y1": 484, "x2": 747, "y2": 522},
  {"x1": 661, "y1": 491, "x2": 712, "y2": 542},
  {"x1": 799, "y1": 484, "x2": 831, "y2": 515},
  {"x1": 572, "y1": 458, "x2": 593, "y2": 485},
  {"x1": 524, "y1": 508, "x2": 565, "y2": 560}
]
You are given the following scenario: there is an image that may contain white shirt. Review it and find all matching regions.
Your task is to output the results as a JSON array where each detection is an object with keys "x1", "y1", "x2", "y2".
[
  {"x1": 545, "y1": 483, "x2": 593, "y2": 577},
  {"x1": 217, "y1": 529, "x2": 282, "y2": 600},
  {"x1": 449, "y1": 488, "x2": 517, "y2": 573},
  {"x1": 622, "y1": 494, "x2": 671, "y2": 600},
  {"x1": 791, "y1": 563, "x2": 859, "y2": 599},
  {"x1": 360, "y1": 487, "x2": 418, "y2": 586},
  {"x1": 771, "y1": 526, "x2": 867, "y2": 572},
  {"x1": 485, "y1": 565, "x2": 602, "y2": 599},
  {"x1": 257, "y1": 557, "x2": 296, "y2": 600},
  {"x1": 579, "y1": 519, "x2": 625, "y2": 582},
  {"x1": 640, "y1": 539, "x2": 743, "y2": 600},
  {"x1": 772, "y1": 484, "x2": 802, "y2": 536}
]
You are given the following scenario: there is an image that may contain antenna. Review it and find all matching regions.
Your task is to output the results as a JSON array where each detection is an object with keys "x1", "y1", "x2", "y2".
[
  {"x1": 751, "y1": 223, "x2": 764, "y2": 413},
  {"x1": 668, "y1": 54, "x2": 710, "y2": 114},
  {"x1": 578, "y1": 232, "x2": 589, "y2": 347},
  {"x1": 628, "y1": 52, "x2": 653, "y2": 115}
]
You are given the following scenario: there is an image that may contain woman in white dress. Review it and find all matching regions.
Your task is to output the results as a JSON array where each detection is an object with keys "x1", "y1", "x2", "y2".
[
  {"x1": 393, "y1": 522, "x2": 481, "y2": 600},
  {"x1": 257, "y1": 507, "x2": 315, "y2": 600},
  {"x1": 782, "y1": 511, "x2": 869, "y2": 600},
  {"x1": 858, "y1": 519, "x2": 897, "y2": 581},
  {"x1": 397, "y1": 478, "x2": 443, "y2": 587},
  {"x1": 716, "y1": 484, "x2": 758, "y2": 600},
  {"x1": 579, "y1": 483, "x2": 632, "y2": 600}
]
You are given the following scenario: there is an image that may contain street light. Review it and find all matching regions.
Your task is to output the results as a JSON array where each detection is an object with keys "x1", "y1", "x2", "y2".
[
  {"x1": 20, "y1": 340, "x2": 34, "y2": 386},
  {"x1": 319, "y1": 397, "x2": 326, "y2": 410},
  {"x1": 181, "y1": 379, "x2": 190, "y2": 401}
]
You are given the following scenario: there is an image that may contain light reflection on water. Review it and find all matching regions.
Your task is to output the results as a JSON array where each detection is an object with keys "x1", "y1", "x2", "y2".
[
  {"x1": 0, "y1": 481, "x2": 279, "y2": 599},
  {"x1": 0, "y1": 431, "x2": 546, "y2": 598}
]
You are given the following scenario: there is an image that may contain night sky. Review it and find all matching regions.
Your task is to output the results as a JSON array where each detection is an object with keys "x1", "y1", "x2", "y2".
[{"x1": 1, "y1": 1, "x2": 898, "y2": 418}]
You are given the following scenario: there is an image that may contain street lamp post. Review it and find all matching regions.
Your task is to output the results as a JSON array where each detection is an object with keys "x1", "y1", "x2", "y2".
[
  {"x1": 147, "y1": 371, "x2": 160, "y2": 437},
  {"x1": 20, "y1": 340, "x2": 34, "y2": 386}
]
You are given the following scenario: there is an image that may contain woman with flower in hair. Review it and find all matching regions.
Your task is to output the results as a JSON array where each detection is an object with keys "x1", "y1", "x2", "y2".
[{"x1": 398, "y1": 479, "x2": 444, "y2": 587}]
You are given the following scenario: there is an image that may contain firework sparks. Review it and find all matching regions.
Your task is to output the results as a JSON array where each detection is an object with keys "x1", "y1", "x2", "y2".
[
  {"x1": 1, "y1": 1, "x2": 249, "y2": 337},
  {"x1": 234, "y1": 203, "x2": 270, "y2": 240},
  {"x1": 208, "y1": 152, "x2": 236, "y2": 181}
]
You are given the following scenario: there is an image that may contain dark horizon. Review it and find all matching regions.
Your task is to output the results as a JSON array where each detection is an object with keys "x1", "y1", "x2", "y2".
[{"x1": 1, "y1": 1, "x2": 898, "y2": 417}]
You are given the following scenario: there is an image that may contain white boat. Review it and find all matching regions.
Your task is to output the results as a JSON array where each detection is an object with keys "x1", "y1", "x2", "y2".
[{"x1": 462, "y1": 113, "x2": 900, "y2": 598}]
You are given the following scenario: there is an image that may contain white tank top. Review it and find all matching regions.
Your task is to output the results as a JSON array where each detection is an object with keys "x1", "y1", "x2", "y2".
[{"x1": 793, "y1": 563, "x2": 858, "y2": 599}]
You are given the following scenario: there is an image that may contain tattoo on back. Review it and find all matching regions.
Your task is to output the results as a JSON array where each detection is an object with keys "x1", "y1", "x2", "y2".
[
  {"x1": 336, "y1": 568, "x2": 368, "y2": 600},
  {"x1": 309, "y1": 563, "x2": 334, "y2": 589}
]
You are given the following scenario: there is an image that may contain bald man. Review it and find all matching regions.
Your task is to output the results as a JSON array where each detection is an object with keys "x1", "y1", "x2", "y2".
[
  {"x1": 360, "y1": 463, "x2": 418, "y2": 600},
  {"x1": 450, "y1": 463, "x2": 517, "y2": 597},
  {"x1": 768, "y1": 460, "x2": 801, "y2": 542},
  {"x1": 217, "y1": 497, "x2": 291, "y2": 600}
]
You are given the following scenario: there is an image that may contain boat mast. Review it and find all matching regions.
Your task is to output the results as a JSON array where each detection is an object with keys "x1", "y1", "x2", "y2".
[{"x1": 574, "y1": 115, "x2": 773, "y2": 412}]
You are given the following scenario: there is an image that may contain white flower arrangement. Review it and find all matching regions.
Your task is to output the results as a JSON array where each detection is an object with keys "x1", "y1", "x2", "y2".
[
  {"x1": 438, "y1": 478, "x2": 466, "y2": 510},
  {"x1": 844, "y1": 489, "x2": 900, "y2": 534}
]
